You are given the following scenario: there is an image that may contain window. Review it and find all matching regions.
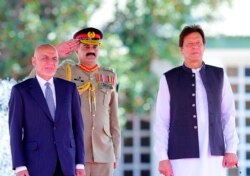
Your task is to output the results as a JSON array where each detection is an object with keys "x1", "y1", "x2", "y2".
[
  {"x1": 227, "y1": 67, "x2": 238, "y2": 77},
  {"x1": 141, "y1": 153, "x2": 150, "y2": 163},
  {"x1": 140, "y1": 120, "x2": 150, "y2": 130},
  {"x1": 245, "y1": 84, "x2": 250, "y2": 93},
  {"x1": 124, "y1": 137, "x2": 133, "y2": 146},
  {"x1": 141, "y1": 137, "x2": 150, "y2": 146},
  {"x1": 245, "y1": 68, "x2": 250, "y2": 76},
  {"x1": 231, "y1": 84, "x2": 238, "y2": 93},
  {"x1": 124, "y1": 154, "x2": 133, "y2": 163}
]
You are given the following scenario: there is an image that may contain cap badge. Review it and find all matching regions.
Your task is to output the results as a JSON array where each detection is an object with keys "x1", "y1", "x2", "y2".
[{"x1": 88, "y1": 31, "x2": 96, "y2": 39}]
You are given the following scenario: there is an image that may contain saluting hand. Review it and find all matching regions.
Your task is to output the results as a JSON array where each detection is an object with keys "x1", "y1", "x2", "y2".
[
  {"x1": 56, "y1": 39, "x2": 80, "y2": 58},
  {"x1": 158, "y1": 160, "x2": 174, "y2": 176}
]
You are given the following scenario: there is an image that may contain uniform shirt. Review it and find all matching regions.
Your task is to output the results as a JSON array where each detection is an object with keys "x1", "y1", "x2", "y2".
[
  {"x1": 153, "y1": 68, "x2": 239, "y2": 176},
  {"x1": 55, "y1": 63, "x2": 121, "y2": 163}
]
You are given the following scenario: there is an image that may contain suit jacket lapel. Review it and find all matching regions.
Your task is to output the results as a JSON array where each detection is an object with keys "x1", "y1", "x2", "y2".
[{"x1": 29, "y1": 78, "x2": 54, "y2": 121}]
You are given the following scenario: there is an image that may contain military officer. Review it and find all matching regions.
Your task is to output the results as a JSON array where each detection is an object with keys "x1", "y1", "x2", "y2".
[{"x1": 30, "y1": 27, "x2": 121, "y2": 176}]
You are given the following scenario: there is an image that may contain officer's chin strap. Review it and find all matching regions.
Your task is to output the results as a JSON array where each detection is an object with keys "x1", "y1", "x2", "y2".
[{"x1": 66, "y1": 63, "x2": 96, "y2": 112}]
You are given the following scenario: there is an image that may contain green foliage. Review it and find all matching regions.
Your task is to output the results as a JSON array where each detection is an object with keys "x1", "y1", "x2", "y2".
[
  {"x1": 0, "y1": 0, "x2": 230, "y2": 115},
  {"x1": 0, "y1": 0, "x2": 101, "y2": 79}
]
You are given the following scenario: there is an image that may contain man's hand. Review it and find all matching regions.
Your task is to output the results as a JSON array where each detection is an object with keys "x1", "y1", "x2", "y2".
[
  {"x1": 76, "y1": 168, "x2": 86, "y2": 176},
  {"x1": 16, "y1": 170, "x2": 29, "y2": 176},
  {"x1": 222, "y1": 153, "x2": 238, "y2": 168},
  {"x1": 158, "y1": 160, "x2": 174, "y2": 176},
  {"x1": 56, "y1": 39, "x2": 80, "y2": 58}
]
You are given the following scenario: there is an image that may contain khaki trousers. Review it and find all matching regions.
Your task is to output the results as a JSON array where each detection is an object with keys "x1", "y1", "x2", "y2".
[{"x1": 85, "y1": 162, "x2": 114, "y2": 176}]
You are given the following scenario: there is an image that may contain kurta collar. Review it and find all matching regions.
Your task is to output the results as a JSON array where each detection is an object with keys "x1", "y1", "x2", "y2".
[{"x1": 182, "y1": 62, "x2": 206, "y2": 73}]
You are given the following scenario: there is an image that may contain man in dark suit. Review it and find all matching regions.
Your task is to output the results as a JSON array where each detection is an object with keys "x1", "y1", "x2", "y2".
[{"x1": 9, "y1": 44, "x2": 86, "y2": 176}]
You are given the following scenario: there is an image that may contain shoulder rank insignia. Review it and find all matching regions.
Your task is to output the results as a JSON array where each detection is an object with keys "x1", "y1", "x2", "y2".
[{"x1": 100, "y1": 66, "x2": 115, "y2": 73}]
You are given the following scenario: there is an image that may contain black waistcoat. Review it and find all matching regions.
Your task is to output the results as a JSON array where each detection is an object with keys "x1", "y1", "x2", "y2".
[{"x1": 164, "y1": 64, "x2": 225, "y2": 159}]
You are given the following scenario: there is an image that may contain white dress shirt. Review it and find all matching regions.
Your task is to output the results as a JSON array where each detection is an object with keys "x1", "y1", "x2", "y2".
[
  {"x1": 36, "y1": 75, "x2": 56, "y2": 107},
  {"x1": 153, "y1": 68, "x2": 239, "y2": 176}
]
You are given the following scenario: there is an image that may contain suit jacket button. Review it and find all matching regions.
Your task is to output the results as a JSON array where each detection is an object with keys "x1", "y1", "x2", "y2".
[{"x1": 194, "y1": 126, "x2": 198, "y2": 129}]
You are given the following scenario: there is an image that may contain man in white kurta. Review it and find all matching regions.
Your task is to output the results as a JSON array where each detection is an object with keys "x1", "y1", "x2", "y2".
[{"x1": 153, "y1": 24, "x2": 239, "y2": 176}]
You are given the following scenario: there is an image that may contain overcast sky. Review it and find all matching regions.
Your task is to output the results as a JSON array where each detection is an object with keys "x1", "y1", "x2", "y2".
[
  {"x1": 89, "y1": 0, "x2": 250, "y2": 36},
  {"x1": 205, "y1": 0, "x2": 250, "y2": 36}
]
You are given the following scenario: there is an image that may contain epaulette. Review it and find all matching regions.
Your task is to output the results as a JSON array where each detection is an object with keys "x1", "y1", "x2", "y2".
[
  {"x1": 60, "y1": 59, "x2": 76, "y2": 67},
  {"x1": 100, "y1": 66, "x2": 115, "y2": 74},
  {"x1": 60, "y1": 60, "x2": 77, "y2": 81}
]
